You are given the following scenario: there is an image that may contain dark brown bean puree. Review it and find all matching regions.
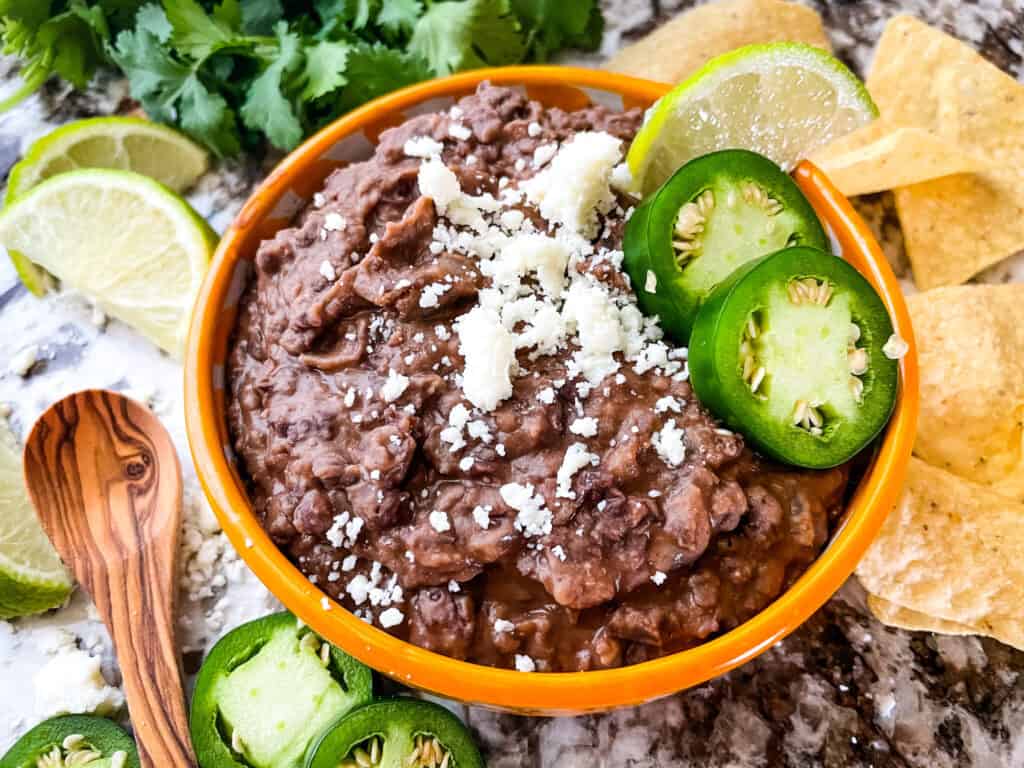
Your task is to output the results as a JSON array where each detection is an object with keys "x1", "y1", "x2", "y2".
[{"x1": 227, "y1": 84, "x2": 847, "y2": 673}]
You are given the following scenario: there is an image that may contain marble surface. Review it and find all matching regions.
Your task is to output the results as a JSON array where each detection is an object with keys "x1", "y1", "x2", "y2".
[{"x1": 1, "y1": 1, "x2": 1023, "y2": 766}]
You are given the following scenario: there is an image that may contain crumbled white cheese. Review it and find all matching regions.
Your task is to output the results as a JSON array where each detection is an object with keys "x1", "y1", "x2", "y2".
[
  {"x1": 653, "y1": 419, "x2": 686, "y2": 467},
  {"x1": 467, "y1": 419, "x2": 492, "y2": 443},
  {"x1": 343, "y1": 388, "x2": 356, "y2": 408},
  {"x1": 551, "y1": 545, "x2": 567, "y2": 562},
  {"x1": 448, "y1": 122, "x2": 472, "y2": 141},
  {"x1": 644, "y1": 270, "x2": 657, "y2": 293},
  {"x1": 319, "y1": 260, "x2": 336, "y2": 281},
  {"x1": 342, "y1": 555, "x2": 358, "y2": 571},
  {"x1": 429, "y1": 510, "x2": 452, "y2": 533},
  {"x1": 561, "y1": 279, "x2": 627, "y2": 382},
  {"x1": 458, "y1": 456, "x2": 474, "y2": 472},
  {"x1": 434, "y1": 324, "x2": 452, "y2": 341},
  {"x1": 500, "y1": 210, "x2": 525, "y2": 230},
  {"x1": 9, "y1": 345, "x2": 38, "y2": 377},
  {"x1": 454, "y1": 306, "x2": 516, "y2": 411},
  {"x1": 556, "y1": 443, "x2": 599, "y2": 499},
  {"x1": 417, "y1": 157, "x2": 461, "y2": 213},
  {"x1": 494, "y1": 618, "x2": 515, "y2": 633},
  {"x1": 472, "y1": 505, "x2": 492, "y2": 529},
  {"x1": 419, "y1": 282, "x2": 451, "y2": 309},
  {"x1": 538, "y1": 387, "x2": 556, "y2": 405},
  {"x1": 440, "y1": 403, "x2": 470, "y2": 452},
  {"x1": 313, "y1": 192, "x2": 326, "y2": 207},
  {"x1": 514, "y1": 654, "x2": 536, "y2": 672},
  {"x1": 501, "y1": 483, "x2": 551, "y2": 537},
  {"x1": 448, "y1": 580, "x2": 461, "y2": 592},
  {"x1": 323, "y1": 212, "x2": 346, "y2": 231},
  {"x1": 569, "y1": 417, "x2": 598, "y2": 437},
  {"x1": 379, "y1": 607, "x2": 405, "y2": 628},
  {"x1": 532, "y1": 143, "x2": 558, "y2": 168},
  {"x1": 404, "y1": 136, "x2": 444, "y2": 157},
  {"x1": 651, "y1": 571, "x2": 667, "y2": 586},
  {"x1": 527, "y1": 121, "x2": 542, "y2": 137},
  {"x1": 489, "y1": 233, "x2": 570, "y2": 298},
  {"x1": 633, "y1": 342, "x2": 669, "y2": 374},
  {"x1": 380, "y1": 370, "x2": 409, "y2": 403},
  {"x1": 33, "y1": 642, "x2": 125, "y2": 718},
  {"x1": 521, "y1": 131, "x2": 623, "y2": 237},
  {"x1": 654, "y1": 396, "x2": 682, "y2": 414},
  {"x1": 610, "y1": 162, "x2": 636, "y2": 196}
]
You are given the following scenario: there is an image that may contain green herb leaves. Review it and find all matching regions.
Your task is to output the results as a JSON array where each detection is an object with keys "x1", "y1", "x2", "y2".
[{"x1": 1, "y1": 0, "x2": 603, "y2": 155}]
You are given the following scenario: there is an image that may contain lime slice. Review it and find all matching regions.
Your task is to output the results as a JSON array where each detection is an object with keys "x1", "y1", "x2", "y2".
[
  {"x1": 5, "y1": 117, "x2": 209, "y2": 297},
  {"x1": 628, "y1": 43, "x2": 878, "y2": 195},
  {"x1": 6, "y1": 117, "x2": 209, "y2": 203},
  {"x1": 0, "y1": 169, "x2": 216, "y2": 357},
  {"x1": 0, "y1": 420, "x2": 72, "y2": 619}
]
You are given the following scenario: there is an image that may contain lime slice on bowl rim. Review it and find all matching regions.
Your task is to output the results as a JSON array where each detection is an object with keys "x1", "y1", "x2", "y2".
[
  {"x1": 4, "y1": 117, "x2": 209, "y2": 297},
  {"x1": 627, "y1": 42, "x2": 879, "y2": 196},
  {"x1": 0, "y1": 420, "x2": 72, "y2": 619},
  {"x1": 0, "y1": 169, "x2": 217, "y2": 358}
]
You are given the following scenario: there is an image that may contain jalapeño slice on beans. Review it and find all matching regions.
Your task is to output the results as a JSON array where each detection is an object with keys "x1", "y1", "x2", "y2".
[
  {"x1": 624, "y1": 148, "x2": 828, "y2": 342},
  {"x1": 688, "y1": 246, "x2": 899, "y2": 469},
  {"x1": 305, "y1": 699, "x2": 484, "y2": 768},
  {"x1": 0, "y1": 715, "x2": 140, "y2": 768},
  {"x1": 189, "y1": 611, "x2": 373, "y2": 768}
]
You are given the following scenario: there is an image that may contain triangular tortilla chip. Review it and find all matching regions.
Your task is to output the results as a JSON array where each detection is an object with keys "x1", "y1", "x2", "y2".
[
  {"x1": 867, "y1": 594, "x2": 983, "y2": 638},
  {"x1": 907, "y1": 284, "x2": 1024, "y2": 500},
  {"x1": 867, "y1": 16, "x2": 1024, "y2": 289},
  {"x1": 856, "y1": 458, "x2": 1024, "y2": 651},
  {"x1": 809, "y1": 118, "x2": 984, "y2": 197},
  {"x1": 606, "y1": 0, "x2": 830, "y2": 84}
]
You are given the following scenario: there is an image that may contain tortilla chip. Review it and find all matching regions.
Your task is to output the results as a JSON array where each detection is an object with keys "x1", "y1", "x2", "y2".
[
  {"x1": 867, "y1": 594, "x2": 981, "y2": 638},
  {"x1": 867, "y1": 16, "x2": 1024, "y2": 289},
  {"x1": 907, "y1": 284, "x2": 1024, "y2": 499},
  {"x1": 606, "y1": 0, "x2": 830, "y2": 84},
  {"x1": 856, "y1": 458, "x2": 1024, "y2": 651},
  {"x1": 809, "y1": 118, "x2": 984, "y2": 197}
]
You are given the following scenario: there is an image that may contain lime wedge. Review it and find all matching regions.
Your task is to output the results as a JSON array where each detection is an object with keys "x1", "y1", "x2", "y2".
[
  {"x1": 5, "y1": 117, "x2": 209, "y2": 297},
  {"x1": 0, "y1": 420, "x2": 72, "y2": 619},
  {"x1": 0, "y1": 169, "x2": 216, "y2": 357},
  {"x1": 628, "y1": 43, "x2": 878, "y2": 195},
  {"x1": 6, "y1": 117, "x2": 209, "y2": 203}
]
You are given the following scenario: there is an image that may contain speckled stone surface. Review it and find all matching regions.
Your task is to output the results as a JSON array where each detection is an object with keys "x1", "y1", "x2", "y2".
[{"x1": 0, "y1": 2, "x2": 1022, "y2": 766}]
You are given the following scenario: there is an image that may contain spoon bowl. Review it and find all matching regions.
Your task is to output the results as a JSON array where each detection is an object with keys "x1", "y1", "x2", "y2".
[{"x1": 23, "y1": 389, "x2": 196, "y2": 767}]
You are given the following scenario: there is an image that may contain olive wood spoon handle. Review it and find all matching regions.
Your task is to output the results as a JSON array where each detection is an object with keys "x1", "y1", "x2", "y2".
[{"x1": 23, "y1": 390, "x2": 196, "y2": 767}]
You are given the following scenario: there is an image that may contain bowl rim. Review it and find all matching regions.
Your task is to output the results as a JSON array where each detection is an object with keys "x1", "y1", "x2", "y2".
[{"x1": 184, "y1": 65, "x2": 919, "y2": 714}]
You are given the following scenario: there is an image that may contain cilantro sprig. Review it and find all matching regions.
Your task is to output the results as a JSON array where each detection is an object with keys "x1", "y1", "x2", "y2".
[{"x1": 0, "y1": 0, "x2": 603, "y2": 156}]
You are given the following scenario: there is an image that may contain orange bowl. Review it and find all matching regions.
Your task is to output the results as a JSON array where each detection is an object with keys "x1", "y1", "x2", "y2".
[{"x1": 185, "y1": 66, "x2": 919, "y2": 715}]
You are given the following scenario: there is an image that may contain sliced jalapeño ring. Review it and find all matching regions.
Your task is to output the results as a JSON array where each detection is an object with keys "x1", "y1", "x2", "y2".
[
  {"x1": 305, "y1": 699, "x2": 484, "y2": 768},
  {"x1": 688, "y1": 245, "x2": 899, "y2": 469},
  {"x1": 624, "y1": 148, "x2": 828, "y2": 342},
  {"x1": 189, "y1": 611, "x2": 373, "y2": 768},
  {"x1": 0, "y1": 715, "x2": 139, "y2": 768}
]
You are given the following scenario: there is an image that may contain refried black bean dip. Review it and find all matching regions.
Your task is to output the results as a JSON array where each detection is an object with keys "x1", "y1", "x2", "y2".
[{"x1": 227, "y1": 84, "x2": 849, "y2": 673}]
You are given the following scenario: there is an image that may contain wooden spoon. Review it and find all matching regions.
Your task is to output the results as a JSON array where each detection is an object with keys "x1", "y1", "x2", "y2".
[{"x1": 23, "y1": 389, "x2": 196, "y2": 767}]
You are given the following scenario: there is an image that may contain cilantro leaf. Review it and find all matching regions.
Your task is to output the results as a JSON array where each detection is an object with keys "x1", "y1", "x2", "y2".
[
  {"x1": 240, "y1": 22, "x2": 304, "y2": 150},
  {"x1": 135, "y1": 2, "x2": 172, "y2": 42},
  {"x1": 178, "y1": 73, "x2": 240, "y2": 156},
  {"x1": 314, "y1": 0, "x2": 376, "y2": 30},
  {"x1": 300, "y1": 39, "x2": 349, "y2": 101},
  {"x1": 375, "y1": 0, "x2": 421, "y2": 36},
  {"x1": 334, "y1": 43, "x2": 430, "y2": 112},
  {"x1": 162, "y1": 0, "x2": 235, "y2": 60},
  {"x1": 240, "y1": 0, "x2": 283, "y2": 35},
  {"x1": 410, "y1": 0, "x2": 524, "y2": 76},
  {"x1": 510, "y1": 0, "x2": 602, "y2": 60},
  {"x1": 212, "y1": 0, "x2": 242, "y2": 30}
]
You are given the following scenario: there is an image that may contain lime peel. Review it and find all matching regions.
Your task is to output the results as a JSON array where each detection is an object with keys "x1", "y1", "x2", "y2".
[{"x1": 628, "y1": 42, "x2": 878, "y2": 195}]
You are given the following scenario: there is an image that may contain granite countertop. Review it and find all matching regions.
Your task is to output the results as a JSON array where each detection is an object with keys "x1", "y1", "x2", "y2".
[{"x1": 1, "y1": 2, "x2": 1022, "y2": 766}]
